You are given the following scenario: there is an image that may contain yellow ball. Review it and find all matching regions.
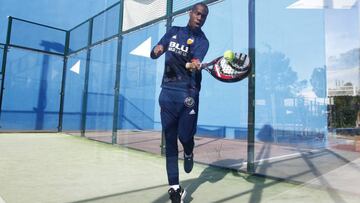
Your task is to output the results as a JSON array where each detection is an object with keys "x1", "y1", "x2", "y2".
[{"x1": 223, "y1": 50, "x2": 235, "y2": 62}]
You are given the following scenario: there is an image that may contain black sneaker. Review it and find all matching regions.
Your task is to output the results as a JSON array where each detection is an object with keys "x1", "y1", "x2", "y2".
[
  {"x1": 168, "y1": 187, "x2": 186, "y2": 203},
  {"x1": 184, "y1": 153, "x2": 193, "y2": 173}
]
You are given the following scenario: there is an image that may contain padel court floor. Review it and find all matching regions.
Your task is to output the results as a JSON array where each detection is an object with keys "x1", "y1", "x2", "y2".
[{"x1": 0, "y1": 132, "x2": 360, "y2": 203}]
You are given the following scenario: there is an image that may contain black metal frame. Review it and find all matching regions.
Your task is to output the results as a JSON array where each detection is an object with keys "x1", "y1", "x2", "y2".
[
  {"x1": 247, "y1": 0, "x2": 256, "y2": 173},
  {"x1": 11, "y1": 17, "x2": 67, "y2": 32},
  {"x1": 0, "y1": 17, "x2": 13, "y2": 119},
  {"x1": 57, "y1": 31, "x2": 70, "y2": 132},
  {"x1": 112, "y1": 0, "x2": 125, "y2": 144},
  {"x1": 80, "y1": 18, "x2": 93, "y2": 137}
]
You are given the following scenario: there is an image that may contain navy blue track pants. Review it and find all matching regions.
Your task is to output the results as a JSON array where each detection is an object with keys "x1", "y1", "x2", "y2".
[{"x1": 159, "y1": 88, "x2": 199, "y2": 185}]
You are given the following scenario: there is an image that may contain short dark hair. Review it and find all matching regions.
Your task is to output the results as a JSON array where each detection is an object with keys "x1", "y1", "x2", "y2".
[{"x1": 191, "y1": 2, "x2": 208, "y2": 13}]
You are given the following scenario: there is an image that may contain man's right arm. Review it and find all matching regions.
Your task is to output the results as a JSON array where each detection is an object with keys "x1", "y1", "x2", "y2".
[
  {"x1": 150, "y1": 27, "x2": 176, "y2": 59},
  {"x1": 150, "y1": 44, "x2": 164, "y2": 59}
]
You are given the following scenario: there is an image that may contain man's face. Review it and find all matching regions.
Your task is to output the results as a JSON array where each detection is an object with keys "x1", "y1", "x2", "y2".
[{"x1": 188, "y1": 5, "x2": 208, "y2": 30}]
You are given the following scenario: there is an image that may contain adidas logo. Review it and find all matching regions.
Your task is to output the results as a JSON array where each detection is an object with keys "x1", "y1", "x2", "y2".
[
  {"x1": 172, "y1": 35, "x2": 177, "y2": 39},
  {"x1": 189, "y1": 109, "x2": 196, "y2": 115}
]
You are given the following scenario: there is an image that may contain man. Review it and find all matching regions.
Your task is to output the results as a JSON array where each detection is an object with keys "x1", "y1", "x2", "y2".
[{"x1": 150, "y1": 2, "x2": 209, "y2": 203}]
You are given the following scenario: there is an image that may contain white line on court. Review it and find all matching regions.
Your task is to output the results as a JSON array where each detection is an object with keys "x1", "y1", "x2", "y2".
[
  {"x1": 242, "y1": 149, "x2": 322, "y2": 166},
  {"x1": 0, "y1": 195, "x2": 6, "y2": 203}
]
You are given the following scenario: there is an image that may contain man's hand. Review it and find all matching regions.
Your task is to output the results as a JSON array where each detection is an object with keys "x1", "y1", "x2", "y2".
[
  {"x1": 185, "y1": 59, "x2": 201, "y2": 72},
  {"x1": 153, "y1": 45, "x2": 164, "y2": 57}
]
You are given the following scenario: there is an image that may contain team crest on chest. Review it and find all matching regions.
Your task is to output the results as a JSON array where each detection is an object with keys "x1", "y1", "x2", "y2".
[
  {"x1": 187, "y1": 37, "x2": 194, "y2": 45},
  {"x1": 184, "y1": 97, "x2": 195, "y2": 108}
]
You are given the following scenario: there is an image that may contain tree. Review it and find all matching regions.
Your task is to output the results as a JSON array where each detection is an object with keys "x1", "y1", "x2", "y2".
[{"x1": 310, "y1": 67, "x2": 326, "y2": 98}]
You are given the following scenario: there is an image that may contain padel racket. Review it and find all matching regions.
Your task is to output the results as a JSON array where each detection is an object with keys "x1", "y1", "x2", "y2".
[{"x1": 186, "y1": 52, "x2": 251, "y2": 83}]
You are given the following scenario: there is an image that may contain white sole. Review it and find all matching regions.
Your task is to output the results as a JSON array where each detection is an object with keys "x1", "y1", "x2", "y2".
[{"x1": 181, "y1": 189, "x2": 187, "y2": 203}]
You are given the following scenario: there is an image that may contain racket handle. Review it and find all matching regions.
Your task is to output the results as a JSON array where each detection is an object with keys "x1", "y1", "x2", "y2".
[{"x1": 185, "y1": 62, "x2": 194, "y2": 69}]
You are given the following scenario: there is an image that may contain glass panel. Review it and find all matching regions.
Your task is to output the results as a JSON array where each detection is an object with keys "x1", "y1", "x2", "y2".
[
  {"x1": 254, "y1": 0, "x2": 360, "y2": 185},
  {"x1": 62, "y1": 50, "x2": 87, "y2": 131},
  {"x1": 122, "y1": 0, "x2": 166, "y2": 31},
  {"x1": 84, "y1": 39, "x2": 117, "y2": 142},
  {"x1": 172, "y1": 0, "x2": 249, "y2": 168},
  {"x1": 117, "y1": 22, "x2": 165, "y2": 152},
  {"x1": 10, "y1": 19, "x2": 66, "y2": 54},
  {"x1": 256, "y1": 0, "x2": 326, "y2": 181},
  {"x1": 69, "y1": 21, "x2": 89, "y2": 53},
  {"x1": 92, "y1": 4, "x2": 120, "y2": 44},
  {"x1": 324, "y1": 1, "x2": 360, "y2": 175},
  {"x1": 0, "y1": 48, "x2": 63, "y2": 130},
  {"x1": 326, "y1": 5, "x2": 360, "y2": 123},
  {"x1": 173, "y1": 0, "x2": 203, "y2": 12},
  {"x1": 120, "y1": 22, "x2": 164, "y2": 130}
]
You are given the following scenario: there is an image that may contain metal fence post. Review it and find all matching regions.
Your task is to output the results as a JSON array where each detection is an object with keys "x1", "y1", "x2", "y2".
[
  {"x1": 112, "y1": 0, "x2": 125, "y2": 144},
  {"x1": 0, "y1": 16, "x2": 13, "y2": 120},
  {"x1": 58, "y1": 31, "x2": 70, "y2": 132},
  {"x1": 80, "y1": 19, "x2": 94, "y2": 137},
  {"x1": 247, "y1": 0, "x2": 256, "y2": 174},
  {"x1": 160, "y1": 0, "x2": 174, "y2": 155}
]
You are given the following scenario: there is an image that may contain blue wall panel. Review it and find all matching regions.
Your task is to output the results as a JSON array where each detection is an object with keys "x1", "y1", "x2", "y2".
[
  {"x1": 11, "y1": 19, "x2": 66, "y2": 54},
  {"x1": 62, "y1": 51, "x2": 87, "y2": 130},
  {"x1": 119, "y1": 23, "x2": 162, "y2": 130},
  {"x1": 69, "y1": 22, "x2": 89, "y2": 53},
  {"x1": 0, "y1": 48, "x2": 63, "y2": 130},
  {"x1": 85, "y1": 39, "x2": 117, "y2": 131}
]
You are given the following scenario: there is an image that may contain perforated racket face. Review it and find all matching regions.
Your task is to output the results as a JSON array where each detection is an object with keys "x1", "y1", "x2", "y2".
[{"x1": 209, "y1": 56, "x2": 251, "y2": 83}]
